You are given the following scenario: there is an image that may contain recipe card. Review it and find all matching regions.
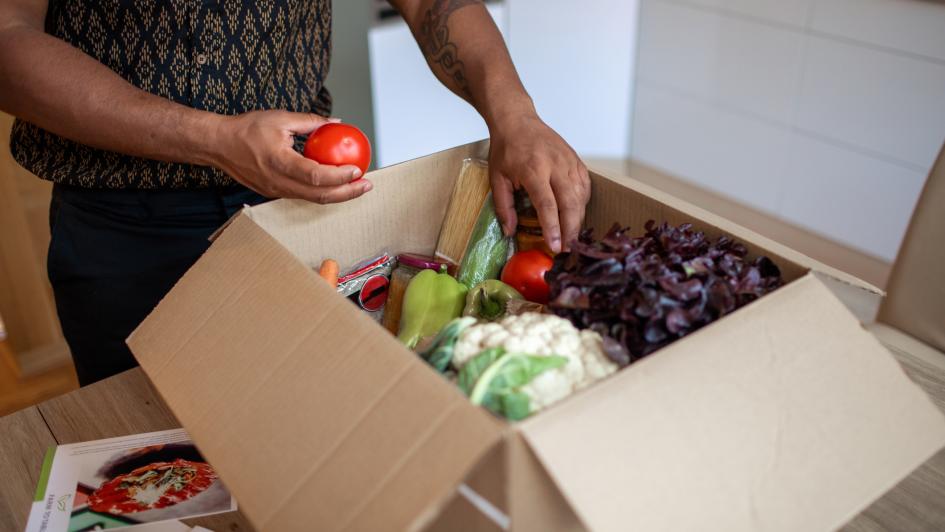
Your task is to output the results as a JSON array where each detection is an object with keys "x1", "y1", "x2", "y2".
[{"x1": 25, "y1": 429, "x2": 235, "y2": 531}]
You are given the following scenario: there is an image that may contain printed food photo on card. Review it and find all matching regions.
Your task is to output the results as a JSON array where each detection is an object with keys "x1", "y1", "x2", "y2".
[{"x1": 25, "y1": 429, "x2": 236, "y2": 532}]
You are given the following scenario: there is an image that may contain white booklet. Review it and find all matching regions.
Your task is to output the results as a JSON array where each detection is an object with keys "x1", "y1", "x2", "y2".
[{"x1": 25, "y1": 429, "x2": 236, "y2": 531}]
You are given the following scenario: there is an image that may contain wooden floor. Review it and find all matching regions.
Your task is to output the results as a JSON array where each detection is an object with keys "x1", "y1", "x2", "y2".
[{"x1": 0, "y1": 338, "x2": 77, "y2": 417}]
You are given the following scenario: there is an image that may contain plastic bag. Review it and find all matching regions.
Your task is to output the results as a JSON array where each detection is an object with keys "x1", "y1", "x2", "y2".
[{"x1": 455, "y1": 193, "x2": 514, "y2": 289}]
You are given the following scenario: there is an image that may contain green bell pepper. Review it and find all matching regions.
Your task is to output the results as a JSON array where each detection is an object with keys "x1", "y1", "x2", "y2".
[
  {"x1": 462, "y1": 280, "x2": 523, "y2": 321},
  {"x1": 398, "y1": 266, "x2": 468, "y2": 349}
]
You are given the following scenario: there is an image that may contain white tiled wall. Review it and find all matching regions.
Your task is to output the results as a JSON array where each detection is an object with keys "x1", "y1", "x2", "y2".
[
  {"x1": 633, "y1": 86, "x2": 791, "y2": 213},
  {"x1": 795, "y1": 36, "x2": 945, "y2": 169},
  {"x1": 631, "y1": 0, "x2": 945, "y2": 261},
  {"x1": 681, "y1": 0, "x2": 816, "y2": 28},
  {"x1": 509, "y1": 0, "x2": 638, "y2": 159},
  {"x1": 810, "y1": 0, "x2": 945, "y2": 61},
  {"x1": 637, "y1": 2, "x2": 805, "y2": 124}
]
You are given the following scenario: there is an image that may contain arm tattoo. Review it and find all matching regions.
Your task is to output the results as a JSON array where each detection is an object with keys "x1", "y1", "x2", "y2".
[{"x1": 419, "y1": 0, "x2": 481, "y2": 100}]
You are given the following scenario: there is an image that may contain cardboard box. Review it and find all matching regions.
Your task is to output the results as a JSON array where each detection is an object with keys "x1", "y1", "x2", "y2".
[{"x1": 128, "y1": 140, "x2": 945, "y2": 531}]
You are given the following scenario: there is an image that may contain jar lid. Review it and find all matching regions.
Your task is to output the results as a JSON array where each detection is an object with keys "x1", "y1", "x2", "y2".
[{"x1": 397, "y1": 253, "x2": 445, "y2": 271}]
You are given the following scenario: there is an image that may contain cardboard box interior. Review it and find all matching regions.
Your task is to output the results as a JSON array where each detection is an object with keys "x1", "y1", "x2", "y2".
[{"x1": 129, "y1": 140, "x2": 945, "y2": 532}]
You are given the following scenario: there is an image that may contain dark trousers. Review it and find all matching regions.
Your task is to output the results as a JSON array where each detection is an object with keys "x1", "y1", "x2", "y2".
[{"x1": 48, "y1": 184, "x2": 267, "y2": 386}]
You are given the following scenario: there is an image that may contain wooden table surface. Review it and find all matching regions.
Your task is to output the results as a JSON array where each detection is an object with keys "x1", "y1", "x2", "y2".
[
  {"x1": 0, "y1": 369, "x2": 253, "y2": 532},
  {"x1": 3, "y1": 350, "x2": 945, "y2": 532}
]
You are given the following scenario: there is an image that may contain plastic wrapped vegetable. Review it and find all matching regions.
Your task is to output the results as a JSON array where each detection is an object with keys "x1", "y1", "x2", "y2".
[
  {"x1": 457, "y1": 347, "x2": 568, "y2": 421},
  {"x1": 462, "y1": 280, "x2": 522, "y2": 321},
  {"x1": 397, "y1": 266, "x2": 468, "y2": 349},
  {"x1": 418, "y1": 316, "x2": 476, "y2": 372},
  {"x1": 456, "y1": 194, "x2": 513, "y2": 289},
  {"x1": 451, "y1": 313, "x2": 619, "y2": 418}
]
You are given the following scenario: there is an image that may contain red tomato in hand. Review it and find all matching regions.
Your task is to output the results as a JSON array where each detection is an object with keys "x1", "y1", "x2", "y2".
[
  {"x1": 501, "y1": 250, "x2": 554, "y2": 304},
  {"x1": 303, "y1": 123, "x2": 371, "y2": 176}
]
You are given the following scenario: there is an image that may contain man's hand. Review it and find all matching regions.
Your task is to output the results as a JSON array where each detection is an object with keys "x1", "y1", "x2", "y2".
[
  {"x1": 488, "y1": 113, "x2": 590, "y2": 253},
  {"x1": 394, "y1": 0, "x2": 590, "y2": 253},
  {"x1": 208, "y1": 111, "x2": 372, "y2": 204}
]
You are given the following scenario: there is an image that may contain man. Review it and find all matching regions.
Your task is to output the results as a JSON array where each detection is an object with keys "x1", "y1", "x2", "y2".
[{"x1": 0, "y1": 0, "x2": 590, "y2": 385}]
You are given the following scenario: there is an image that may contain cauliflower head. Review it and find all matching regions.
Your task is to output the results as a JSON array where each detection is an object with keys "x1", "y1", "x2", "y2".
[{"x1": 453, "y1": 313, "x2": 617, "y2": 414}]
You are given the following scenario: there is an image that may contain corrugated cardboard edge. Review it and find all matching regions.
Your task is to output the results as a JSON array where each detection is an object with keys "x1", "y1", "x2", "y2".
[
  {"x1": 517, "y1": 273, "x2": 945, "y2": 532},
  {"x1": 586, "y1": 165, "x2": 883, "y2": 296},
  {"x1": 427, "y1": 429, "x2": 587, "y2": 532},
  {"x1": 812, "y1": 271, "x2": 883, "y2": 325},
  {"x1": 507, "y1": 432, "x2": 587, "y2": 532},
  {"x1": 878, "y1": 143, "x2": 945, "y2": 353},
  {"x1": 422, "y1": 489, "x2": 505, "y2": 532},
  {"x1": 418, "y1": 431, "x2": 509, "y2": 532},
  {"x1": 208, "y1": 205, "x2": 254, "y2": 242}
]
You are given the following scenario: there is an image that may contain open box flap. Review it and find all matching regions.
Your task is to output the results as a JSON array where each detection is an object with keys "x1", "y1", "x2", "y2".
[
  {"x1": 878, "y1": 144, "x2": 945, "y2": 353},
  {"x1": 128, "y1": 213, "x2": 504, "y2": 531},
  {"x1": 518, "y1": 274, "x2": 945, "y2": 532}
]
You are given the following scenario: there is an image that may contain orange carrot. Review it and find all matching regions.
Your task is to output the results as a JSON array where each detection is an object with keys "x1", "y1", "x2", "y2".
[{"x1": 318, "y1": 259, "x2": 340, "y2": 288}]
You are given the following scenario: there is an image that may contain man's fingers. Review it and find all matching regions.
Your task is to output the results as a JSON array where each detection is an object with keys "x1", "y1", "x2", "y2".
[
  {"x1": 277, "y1": 177, "x2": 374, "y2": 204},
  {"x1": 280, "y1": 152, "x2": 361, "y2": 186},
  {"x1": 281, "y1": 111, "x2": 339, "y2": 135},
  {"x1": 524, "y1": 173, "x2": 562, "y2": 253},
  {"x1": 576, "y1": 161, "x2": 591, "y2": 203},
  {"x1": 490, "y1": 171, "x2": 518, "y2": 236},
  {"x1": 308, "y1": 179, "x2": 373, "y2": 204},
  {"x1": 551, "y1": 168, "x2": 587, "y2": 251}
]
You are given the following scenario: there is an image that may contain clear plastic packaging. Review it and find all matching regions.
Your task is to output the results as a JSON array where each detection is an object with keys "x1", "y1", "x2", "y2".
[{"x1": 455, "y1": 193, "x2": 514, "y2": 289}]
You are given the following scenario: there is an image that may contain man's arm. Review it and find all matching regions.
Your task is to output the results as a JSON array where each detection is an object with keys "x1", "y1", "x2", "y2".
[
  {"x1": 0, "y1": 0, "x2": 369, "y2": 204},
  {"x1": 392, "y1": 0, "x2": 590, "y2": 252}
]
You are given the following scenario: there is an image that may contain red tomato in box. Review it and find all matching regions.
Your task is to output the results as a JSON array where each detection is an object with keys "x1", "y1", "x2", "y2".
[
  {"x1": 303, "y1": 123, "x2": 371, "y2": 176},
  {"x1": 501, "y1": 250, "x2": 554, "y2": 304}
]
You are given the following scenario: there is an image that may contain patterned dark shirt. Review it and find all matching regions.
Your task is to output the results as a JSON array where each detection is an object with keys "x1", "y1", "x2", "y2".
[{"x1": 10, "y1": 0, "x2": 333, "y2": 189}]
